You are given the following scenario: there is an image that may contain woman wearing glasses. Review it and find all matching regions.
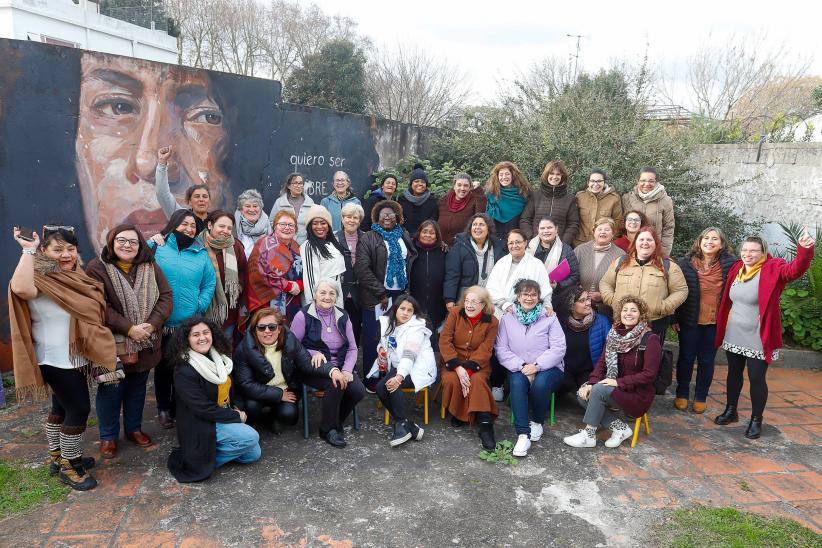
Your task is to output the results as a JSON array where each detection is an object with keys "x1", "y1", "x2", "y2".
[
  {"x1": 246, "y1": 210, "x2": 304, "y2": 323},
  {"x1": 85, "y1": 225, "x2": 173, "y2": 459},
  {"x1": 10, "y1": 225, "x2": 117, "y2": 490},
  {"x1": 320, "y1": 171, "x2": 361, "y2": 232},
  {"x1": 354, "y1": 200, "x2": 417, "y2": 385},
  {"x1": 270, "y1": 173, "x2": 315, "y2": 244},
  {"x1": 621, "y1": 167, "x2": 675, "y2": 256},
  {"x1": 559, "y1": 287, "x2": 611, "y2": 395},
  {"x1": 614, "y1": 210, "x2": 648, "y2": 253},
  {"x1": 574, "y1": 170, "x2": 623, "y2": 247}
]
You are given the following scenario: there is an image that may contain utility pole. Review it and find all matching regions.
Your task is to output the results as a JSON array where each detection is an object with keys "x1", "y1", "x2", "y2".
[{"x1": 567, "y1": 33, "x2": 584, "y2": 81}]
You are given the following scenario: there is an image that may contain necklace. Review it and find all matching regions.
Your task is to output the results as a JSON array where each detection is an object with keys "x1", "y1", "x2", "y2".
[{"x1": 319, "y1": 309, "x2": 335, "y2": 333}]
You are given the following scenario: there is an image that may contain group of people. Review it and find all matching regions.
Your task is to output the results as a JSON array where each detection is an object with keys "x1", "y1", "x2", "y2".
[{"x1": 8, "y1": 153, "x2": 815, "y2": 490}]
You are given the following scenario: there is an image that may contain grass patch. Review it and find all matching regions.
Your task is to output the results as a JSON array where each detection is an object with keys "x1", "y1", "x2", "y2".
[
  {"x1": 663, "y1": 507, "x2": 820, "y2": 547},
  {"x1": 0, "y1": 460, "x2": 69, "y2": 519}
]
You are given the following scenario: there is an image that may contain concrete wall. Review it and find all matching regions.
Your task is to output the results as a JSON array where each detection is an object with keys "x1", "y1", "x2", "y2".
[
  {"x1": 0, "y1": 0, "x2": 177, "y2": 63},
  {"x1": 692, "y1": 143, "x2": 822, "y2": 250}
]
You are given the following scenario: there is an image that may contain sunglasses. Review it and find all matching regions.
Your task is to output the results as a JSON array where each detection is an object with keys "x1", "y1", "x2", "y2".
[
  {"x1": 256, "y1": 323, "x2": 280, "y2": 332},
  {"x1": 42, "y1": 224, "x2": 75, "y2": 239}
]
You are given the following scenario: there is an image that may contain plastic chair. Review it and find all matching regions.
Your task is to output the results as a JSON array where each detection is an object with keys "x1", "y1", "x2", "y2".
[
  {"x1": 384, "y1": 386, "x2": 429, "y2": 425},
  {"x1": 630, "y1": 413, "x2": 650, "y2": 448},
  {"x1": 301, "y1": 383, "x2": 360, "y2": 440},
  {"x1": 508, "y1": 392, "x2": 556, "y2": 427}
]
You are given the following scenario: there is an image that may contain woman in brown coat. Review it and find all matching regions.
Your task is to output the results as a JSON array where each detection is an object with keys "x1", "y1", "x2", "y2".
[
  {"x1": 574, "y1": 170, "x2": 623, "y2": 247},
  {"x1": 439, "y1": 285, "x2": 499, "y2": 450},
  {"x1": 437, "y1": 172, "x2": 487, "y2": 246},
  {"x1": 519, "y1": 159, "x2": 580, "y2": 244},
  {"x1": 621, "y1": 167, "x2": 675, "y2": 256},
  {"x1": 86, "y1": 225, "x2": 173, "y2": 459}
]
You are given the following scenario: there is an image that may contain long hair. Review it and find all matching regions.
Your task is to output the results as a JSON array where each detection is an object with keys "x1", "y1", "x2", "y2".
[
  {"x1": 540, "y1": 159, "x2": 569, "y2": 186},
  {"x1": 166, "y1": 316, "x2": 232, "y2": 369},
  {"x1": 280, "y1": 172, "x2": 306, "y2": 196},
  {"x1": 306, "y1": 220, "x2": 345, "y2": 260},
  {"x1": 462, "y1": 212, "x2": 496, "y2": 240},
  {"x1": 414, "y1": 219, "x2": 443, "y2": 246},
  {"x1": 160, "y1": 209, "x2": 197, "y2": 237},
  {"x1": 249, "y1": 307, "x2": 286, "y2": 353},
  {"x1": 385, "y1": 294, "x2": 428, "y2": 336},
  {"x1": 40, "y1": 224, "x2": 79, "y2": 249},
  {"x1": 485, "y1": 161, "x2": 530, "y2": 199},
  {"x1": 689, "y1": 226, "x2": 733, "y2": 261},
  {"x1": 621, "y1": 226, "x2": 666, "y2": 274},
  {"x1": 101, "y1": 223, "x2": 154, "y2": 265}
]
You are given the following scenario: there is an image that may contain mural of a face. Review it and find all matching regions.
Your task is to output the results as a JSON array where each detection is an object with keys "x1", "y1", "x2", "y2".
[{"x1": 75, "y1": 53, "x2": 229, "y2": 250}]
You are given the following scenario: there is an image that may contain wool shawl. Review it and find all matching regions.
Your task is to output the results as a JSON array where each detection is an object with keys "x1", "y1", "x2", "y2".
[
  {"x1": 485, "y1": 253, "x2": 552, "y2": 315},
  {"x1": 248, "y1": 234, "x2": 302, "y2": 315},
  {"x1": 103, "y1": 261, "x2": 160, "y2": 355},
  {"x1": 9, "y1": 254, "x2": 116, "y2": 400},
  {"x1": 527, "y1": 236, "x2": 564, "y2": 273},
  {"x1": 486, "y1": 186, "x2": 527, "y2": 223},
  {"x1": 371, "y1": 224, "x2": 408, "y2": 289},
  {"x1": 299, "y1": 239, "x2": 346, "y2": 307},
  {"x1": 200, "y1": 230, "x2": 241, "y2": 325}
]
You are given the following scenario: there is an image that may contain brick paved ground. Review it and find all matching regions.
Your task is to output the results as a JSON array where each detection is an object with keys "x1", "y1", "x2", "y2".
[{"x1": 0, "y1": 364, "x2": 819, "y2": 547}]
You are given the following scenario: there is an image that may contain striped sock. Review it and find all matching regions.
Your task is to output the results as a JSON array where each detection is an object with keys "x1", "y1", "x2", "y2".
[
  {"x1": 45, "y1": 416, "x2": 63, "y2": 452},
  {"x1": 59, "y1": 432, "x2": 83, "y2": 460}
]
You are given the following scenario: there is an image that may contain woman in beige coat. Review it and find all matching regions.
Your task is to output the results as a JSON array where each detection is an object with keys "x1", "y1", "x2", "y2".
[
  {"x1": 574, "y1": 170, "x2": 623, "y2": 247},
  {"x1": 621, "y1": 167, "x2": 675, "y2": 257}
]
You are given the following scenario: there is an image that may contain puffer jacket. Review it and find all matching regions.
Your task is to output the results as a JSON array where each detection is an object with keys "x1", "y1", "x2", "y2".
[
  {"x1": 443, "y1": 233, "x2": 507, "y2": 304},
  {"x1": 150, "y1": 234, "x2": 216, "y2": 328},
  {"x1": 320, "y1": 193, "x2": 361, "y2": 233},
  {"x1": 398, "y1": 192, "x2": 439, "y2": 235},
  {"x1": 574, "y1": 187, "x2": 624, "y2": 246},
  {"x1": 353, "y1": 228, "x2": 417, "y2": 310},
  {"x1": 675, "y1": 251, "x2": 737, "y2": 328},
  {"x1": 599, "y1": 255, "x2": 688, "y2": 321},
  {"x1": 519, "y1": 183, "x2": 580, "y2": 244},
  {"x1": 270, "y1": 193, "x2": 316, "y2": 244},
  {"x1": 622, "y1": 186, "x2": 675, "y2": 257}
]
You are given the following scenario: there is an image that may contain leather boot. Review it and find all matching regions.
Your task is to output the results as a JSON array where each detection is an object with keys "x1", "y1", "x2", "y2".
[
  {"x1": 714, "y1": 405, "x2": 739, "y2": 425},
  {"x1": 49, "y1": 450, "x2": 95, "y2": 477},
  {"x1": 59, "y1": 456, "x2": 98, "y2": 491},
  {"x1": 477, "y1": 419, "x2": 496, "y2": 451},
  {"x1": 744, "y1": 416, "x2": 763, "y2": 439}
]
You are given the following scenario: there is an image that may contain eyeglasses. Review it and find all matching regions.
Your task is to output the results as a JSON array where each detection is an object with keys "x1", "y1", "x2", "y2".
[
  {"x1": 589, "y1": 179, "x2": 605, "y2": 184},
  {"x1": 276, "y1": 222, "x2": 296, "y2": 229},
  {"x1": 625, "y1": 217, "x2": 642, "y2": 223},
  {"x1": 333, "y1": 178, "x2": 348, "y2": 183},
  {"x1": 519, "y1": 293, "x2": 539, "y2": 299},
  {"x1": 638, "y1": 178, "x2": 656, "y2": 184},
  {"x1": 256, "y1": 323, "x2": 280, "y2": 332},
  {"x1": 290, "y1": 181, "x2": 305, "y2": 186},
  {"x1": 379, "y1": 213, "x2": 397, "y2": 220},
  {"x1": 508, "y1": 240, "x2": 525, "y2": 246},
  {"x1": 464, "y1": 299, "x2": 482, "y2": 306},
  {"x1": 114, "y1": 237, "x2": 139, "y2": 247}
]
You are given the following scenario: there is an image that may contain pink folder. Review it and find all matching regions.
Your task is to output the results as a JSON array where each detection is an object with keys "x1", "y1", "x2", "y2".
[{"x1": 549, "y1": 258, "x2": 571, "y2": 283}]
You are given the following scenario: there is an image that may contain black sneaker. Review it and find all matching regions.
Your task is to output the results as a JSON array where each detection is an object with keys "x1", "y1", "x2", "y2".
[
  {"x1": 363, "y1": 378, "x2": 378, "y2": 394},
  {"x1": 320, "y1": 428, "x2": 347, "y2": 448},
  {"x1": 408, "y1": 422, "x2": 424, "y2": 441},
  {"x1": 478, "y1": 422, "x2": 496, "y2": 451},
  {"x1": 390, "y1": 420, "x2": 413, "y2": 447}
]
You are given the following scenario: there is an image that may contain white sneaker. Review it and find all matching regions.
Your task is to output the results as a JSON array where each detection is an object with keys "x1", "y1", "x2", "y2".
[
  {"x1": 563, "y1": 429, "x2": 596, "y2": 448},
  {"x1": 529, "y1": 421, "x2": 544, "y2": 441},
  {"x1": 512, "y1": 434, "x2": 531, "y2": 457},
  {"x1": 604, "y1": 424, "x2": 633, "y2": 448},
  {"x1": 491, "y1": 386, "x2": 504, "y2": 402}
]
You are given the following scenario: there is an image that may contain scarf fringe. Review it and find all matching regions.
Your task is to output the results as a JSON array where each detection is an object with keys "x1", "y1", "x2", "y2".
[{"x1": 15, "y1": 383, "x2": 50, "y2": 403}]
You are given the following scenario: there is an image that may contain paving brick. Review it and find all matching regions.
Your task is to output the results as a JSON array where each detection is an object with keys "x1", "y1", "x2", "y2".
[
  {"x1": 729, "y1": 452, "x2": 790, "y2": 474},
  {"x1": 597, "y1": 454, "x2": 652, "y2": 479},
  {"x1": 711, "y1": 475, "x2": 781, "y2": 504},
  {"x1": 121, "y1": 495, "x2": 185, "y2": 531},
  {"x1": 754, "y1": 472, "x2": 822, "y2": 502},
  {"x1": 744, "y1": 503, "x2": 822, "y2": 535},
  {"x1": 765, "y1": 407, "x2": 820, "y2": 426},
  {"x1": 45, "y1": 533, "x2": 114, "y2": 547},
  {"x1": 54, "y1": 501, "x2": 126, "y2": 534},
  {"x1": 684, "y1": 451, "x2": 745, "y2": 476},
  {"x1": 777, "y1": 425, "x2": 819, "y2": 445},
  {"x1": 113, "y1": 531, "x2": 177, "y2": 548}
]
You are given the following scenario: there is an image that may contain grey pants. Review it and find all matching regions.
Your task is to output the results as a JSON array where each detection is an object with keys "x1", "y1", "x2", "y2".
[{"x1": 577, "y1": 383, "x2": 623, "y2": 429}]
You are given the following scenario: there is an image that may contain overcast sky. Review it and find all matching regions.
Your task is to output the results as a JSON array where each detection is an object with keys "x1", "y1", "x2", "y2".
[{"x1": 302, "y1": 0, "x2": 822, "y2": 108}]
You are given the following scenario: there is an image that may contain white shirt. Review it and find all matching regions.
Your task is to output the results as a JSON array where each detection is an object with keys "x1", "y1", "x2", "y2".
[{"x1": 29, "y1": 294, "x2": 73, "y2": 369}]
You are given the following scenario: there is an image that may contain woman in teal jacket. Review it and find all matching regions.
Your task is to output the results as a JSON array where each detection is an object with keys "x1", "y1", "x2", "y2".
[{"x1": 150, "y1": 209, "x2": 217, "y2": 429}]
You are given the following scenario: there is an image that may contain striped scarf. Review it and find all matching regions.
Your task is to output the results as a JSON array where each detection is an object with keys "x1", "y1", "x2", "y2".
[
  {"x1": 201, "y1": 230, "x2": 240, "y2": 324},
  {"x1": 103, "y1": 262, "x2": 160, "y2": 354},
  {"x1": 604, "y1": 322, "x2": 650, "y2": 379}
]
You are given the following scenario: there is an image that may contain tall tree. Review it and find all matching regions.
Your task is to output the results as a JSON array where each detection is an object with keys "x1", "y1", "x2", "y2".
[{"x1": 284, "y1": 39, "x2": 367, "y2": 113}]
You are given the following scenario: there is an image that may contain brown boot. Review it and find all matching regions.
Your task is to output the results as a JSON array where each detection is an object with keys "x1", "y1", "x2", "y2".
[
  {"x1": 59, "y1": 457, "x2": 98, "y2": 491},
  {"x1": 49, "y1": 450, "x2": 95, "y2": 477},
  {"x1": 674, "y1": 398, "x2": 688, "y2": 411}
]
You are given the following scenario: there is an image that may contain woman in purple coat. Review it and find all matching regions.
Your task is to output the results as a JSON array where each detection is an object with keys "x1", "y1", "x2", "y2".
[{"x1": 563, "y1": 295, "x2": 660, "y2": 449}]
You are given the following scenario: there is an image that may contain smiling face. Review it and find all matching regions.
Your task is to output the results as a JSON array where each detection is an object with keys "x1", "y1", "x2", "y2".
[
  {"x1": 497, "y1": 168, "x2": 512, "y2": 187},
  {"x1": 43, "y1": 238, "x2": 79, "y2": 271},
  {"x1": 76, "y1": 53, "x2": 228, "y2": 251},
  {"x1": 332, "y1": 173, "x2": 350, "y2": 195},
  {"x1": 700, "y1": 230, "x2": 722, "y2": 258},
  {"x1": 112, "y1": 229, "x2": 140, "y2": 263},
  {"x1": 463, "y1": 291, "x2": 483, "y2": 318},
  {"x1": 516, "y1": 288, "x2": 540, "y2": 312},
  {"x1": 624, "y1": 213, "x2": 642, "y2": 236},
  {"x1": 470, "y1": 217, "x2": 488, "y2": 243},
  {"x1": 395, "y1": 300, "x2": 415, "y2": 325},
  {"x1": 314, "y1": 282, "x2": 337, "y2": 309},
  {"x1": 208, "y1": 215, "x2": 233, "y2": 239},
  {"x1": 538, "y1": 219, "x2": 557, "y2": 245},
  {"x1": 637, "y1": 171, "x2": 657, "y2": 193},
  {"x1": 274, "y1": 216, "x2": 296, "y2": 242},
  {"x1": 587, "y1": 173, "x2": 605, "y2": 193},
  {"x1": 410, "y1": 178, "x2": 427, "y2": 196},
  {"x1": 176, "y1": 215, "x2": 197, "y2": 237},
  {"x1": 573, "y1": 291, "x2": 593, "y2": 318},
  {"x1": 288, "y1": 176, "x2": 305, "y2": 198},
  {"x1": 546, "y1": 169, "x2": 563, "y2": 187},
  {"x1": 594, "y1": 223, "x2": 614, "y2": 245},
  {"x1": 381, "y1": 177, "x2": 397, "y2": 197},
  {"x1": 418, "y1": 223, "x2": 437, "y2": 246},
  {"x1": 255, "y1": 314, "x2": 280, "y2": 346},
  {"x1": 453, "y1": 178, "x2": 471, "y2": 199},
  {"x1": 378, "y1": 207, "x2": 397, "y2": 230},
  {"x1": 620, "y1": 302, "x2": 640, "y2": 328},
  {"x1": 341, "y1": 212, "x2": 361, "y2": 234},
  {"x1": 241, "y1": 201, "x2": 261, "y2": 223},
  {"x1": 507, "y1": 232, "x2": 526, "y2": 260},
  {"x1": 740, "y1": 241, "x2": 765, "y2": 267},
  {"x1": 311, "y1": 218, "x2": 329, "y2": 239},
  {"x1": 634, "y1": 230, "x2": 656, "y2": 260},
  {"x1": 188, "y1": 322, "x2": 213, "y2": 355}
]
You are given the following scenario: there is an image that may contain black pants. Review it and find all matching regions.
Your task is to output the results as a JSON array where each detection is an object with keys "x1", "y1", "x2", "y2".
[
  {"x1": 375, "y1": 370, "x2": 415, "y2": 421},
  {"x1": 560, "y1": 367, "x2": 592, "y2": 395},
  {"x1": 155, "y1": 335, "x2": 176, "y2": 415},
  {"x1": 725, "y1": 351, "x2": 768, "y2": 417},
  {"x1": 39, "y1": 364, "x2": 90, "y2": 433},
  {"x1": 302, "y1": 375, "x2": 366, "y2": 433},
  {"x1": 244, "y1": 398, "x2": 299, "y2": 426}
]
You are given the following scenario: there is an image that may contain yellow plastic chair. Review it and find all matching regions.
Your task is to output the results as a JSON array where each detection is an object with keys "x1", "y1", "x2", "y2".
[
  {"x1": 630, "y1": 413, "x2": 650, "y2": 448},
  {"x1": 384, "y1": 386, "x2": 429, "y2": 425}
]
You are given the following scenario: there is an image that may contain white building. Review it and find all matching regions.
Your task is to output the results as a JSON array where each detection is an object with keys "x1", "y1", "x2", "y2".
[{"x1": 0, "y1": 0, "x2": 177, "y2": 63}]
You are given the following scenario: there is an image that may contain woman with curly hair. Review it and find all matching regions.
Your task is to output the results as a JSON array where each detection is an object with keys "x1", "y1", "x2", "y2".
[
  {"x1": 563, "y1": 295, "x2": 661, "y2": 449},
  {"x1": 485, "y1": 161, "x2": 532, "y2": 240},
  {"x1": 167, "y1": 316, "x2": 261, "y2": 483}
]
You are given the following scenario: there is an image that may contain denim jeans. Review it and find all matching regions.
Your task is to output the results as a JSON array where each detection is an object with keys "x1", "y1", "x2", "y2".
[
  {"x1": 215, "y1": 422, "x2": 261, "y2": 468},
  {"x1": 96, "y1": 370, "x2": 151, "y2": 440},
  {"x1": 508, "y1": 368, "x2": 564, "y2": 435},
  {"x1": 675, "y1": 324, "x2": 717, "y2": 401}
]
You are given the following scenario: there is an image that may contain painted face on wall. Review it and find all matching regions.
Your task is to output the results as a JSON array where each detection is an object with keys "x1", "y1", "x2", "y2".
[{"x1": 75, "y1": 53, "x2": 229, "y2": 251}]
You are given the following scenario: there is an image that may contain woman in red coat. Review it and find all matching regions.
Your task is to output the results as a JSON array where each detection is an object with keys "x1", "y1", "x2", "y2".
[{"x1": 714, "y1": 230, "x2": 815, "y2": 439}]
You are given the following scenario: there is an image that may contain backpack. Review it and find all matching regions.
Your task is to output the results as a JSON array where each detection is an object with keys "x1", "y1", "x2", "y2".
[{"x1": 638, "y1": 332, "x2": 673, "y2": 395}]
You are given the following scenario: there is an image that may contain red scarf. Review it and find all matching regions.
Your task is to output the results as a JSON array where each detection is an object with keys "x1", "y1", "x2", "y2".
[{"x1": 446, "y1": 189, "x2": 471, "y2": 213}]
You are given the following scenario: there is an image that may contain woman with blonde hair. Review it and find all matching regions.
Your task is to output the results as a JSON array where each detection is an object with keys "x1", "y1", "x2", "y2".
[{"x1": 485, "y1": 161, "x2": 532, "y2": 240}]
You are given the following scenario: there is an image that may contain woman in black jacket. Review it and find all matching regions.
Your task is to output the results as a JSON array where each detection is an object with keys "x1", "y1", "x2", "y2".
[
  {"x1": 443, "y1": 213, "x2": 507, "y2": 310},
  {"x1": 167, "y1": 316, "x2": 261, "y2": 483},
  {"x1": 409, "y1": 220, "x2": 447, "y2": 331},
  {"x1": 233, "y1": 308, "x2": 332, "y2": 429},
  {"x1": 398, "y1": 163, "x2": 439, "y2": 235},
  {"x1": 673, "y1": 227, "x2": 736, "y2": 414}
]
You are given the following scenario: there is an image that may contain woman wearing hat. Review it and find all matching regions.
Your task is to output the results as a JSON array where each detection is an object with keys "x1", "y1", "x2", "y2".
[
  {"x1": 300, "y1": 205, "x2": 346, "y2": 308},
  {"x1": 398, "y1": 163, "x2": 439, "y2": 236}
]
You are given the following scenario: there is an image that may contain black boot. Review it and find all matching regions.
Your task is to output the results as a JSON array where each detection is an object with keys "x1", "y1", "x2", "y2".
[
  {"x1": 744, "y1": 416, "x2": 763, "y2": 439},
  {"x1": 714, "y1": 405, "x2": 739, "y2": 425},
  {"x1": 450, "y1": 416, "x2": 468, "y2": 427},
  {"x1": 390, "y1": 420, "x2": 412, "y2": 447},
  {"x1": 477, "y1": 414, "x2": 496, "y2": 451}
]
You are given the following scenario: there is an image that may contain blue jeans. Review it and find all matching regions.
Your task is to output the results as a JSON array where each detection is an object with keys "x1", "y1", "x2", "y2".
[
  {"x1": 215, "y1": 422, "x2": 261, "y2": 468},
  {"x1": 675, "y1": 324, "x2": 717, "y2": 401},
  {"x1": 508, "y1": 368, "x2": 564, "y2": 435},
  {"x1": 96, "y1": 370, "x2": 150, "y2": 440}
]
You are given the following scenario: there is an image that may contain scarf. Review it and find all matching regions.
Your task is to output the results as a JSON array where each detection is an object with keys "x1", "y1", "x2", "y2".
[
  {"x1": 593, "y1": 242, "x2": 612, "y2": 252},
  {"x1": 201, "y1": 230, "x2": 241, "y2": 324},
  {"x1": 249, "y1": 233, "x2": 302, "y2": 315},
  {"x1": 486, "y1": 186, "x2": 527, "y2": 223},
  {"x1": 371, "y1": 224, "x2": 407, "y2": 289},
  {"x1": 235, "y1": 210, "x2": 270, "y2": 238},
  {"x1": 415, "y1": 239, "x2": 438, "y2": 251},
  {"x1": 103, "y1": 262, "x2": 160, "y2": 355},
  {"x1": 604, "y1": 322, "x2": 650, "y2": 379},
  {"x1": 402, "y1": 189, "x2": 431, "y2": 206},
  {"x1": 735, "y1": 256, "x2": 766, "y2": 284},
  {"x1": 514, "y1": 303, "x2": 541, "y2": 326},
  {"x1": 9, "y1": 253, "x2": 116, "y2": 400},
  {"x1": 532, "y1": 237, "x2": 564, "y2": 273},
  {"x1": 470, "y1": 238, "x2": 494, "y2": 283},
  {"x1": 445, "y1": 189, "x2": 471, "y2": 213},
  {"x1": 567, "y1": 311, "x2": 595, "y2": 332},
  {"x1": 187, "y1": 347, "x2": 233, "y2": 385},
  {"x1": 636, "y1": 184, "x2": 666, "y2": 203},
  {"x1": 174, "y1": 230, "x2": 195, "y2": 250}
]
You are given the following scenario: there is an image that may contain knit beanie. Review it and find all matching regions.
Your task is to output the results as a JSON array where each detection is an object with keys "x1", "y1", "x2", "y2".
[
  {"x1": 304, "y1": 204, "x2": 333, "y2": 227},
  {"x1": 409, "y1": 163, "x2": 429, "y2": 185}
]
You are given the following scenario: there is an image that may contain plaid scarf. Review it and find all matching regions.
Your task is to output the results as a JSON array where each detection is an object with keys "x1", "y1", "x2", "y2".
[
  {"x1": 103, "y1": 262, "x2": 160, "y2": 354},
  {"x1": 603, "y1": 322, "x2": 650, "y2": 379},
  {"x1": 201, "y1": 230, "x2": 241, "y2": 324}
]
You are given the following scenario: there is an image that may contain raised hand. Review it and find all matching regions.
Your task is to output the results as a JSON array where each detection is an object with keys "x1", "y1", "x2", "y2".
[
  {"x1": 798, "y1": 226, "x2": 815, "y2": 249},
  {"x1": 157, "y1": 146, "x2": 173, "y2": 166},
  {"x1": 13, "y1": 227, "x2": 39, "y2": 250}
]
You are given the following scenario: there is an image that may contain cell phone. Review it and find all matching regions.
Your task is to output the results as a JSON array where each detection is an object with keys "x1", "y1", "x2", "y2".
[{"x1": 17, "y1": 227, "x2": 35, "y2": 242}]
